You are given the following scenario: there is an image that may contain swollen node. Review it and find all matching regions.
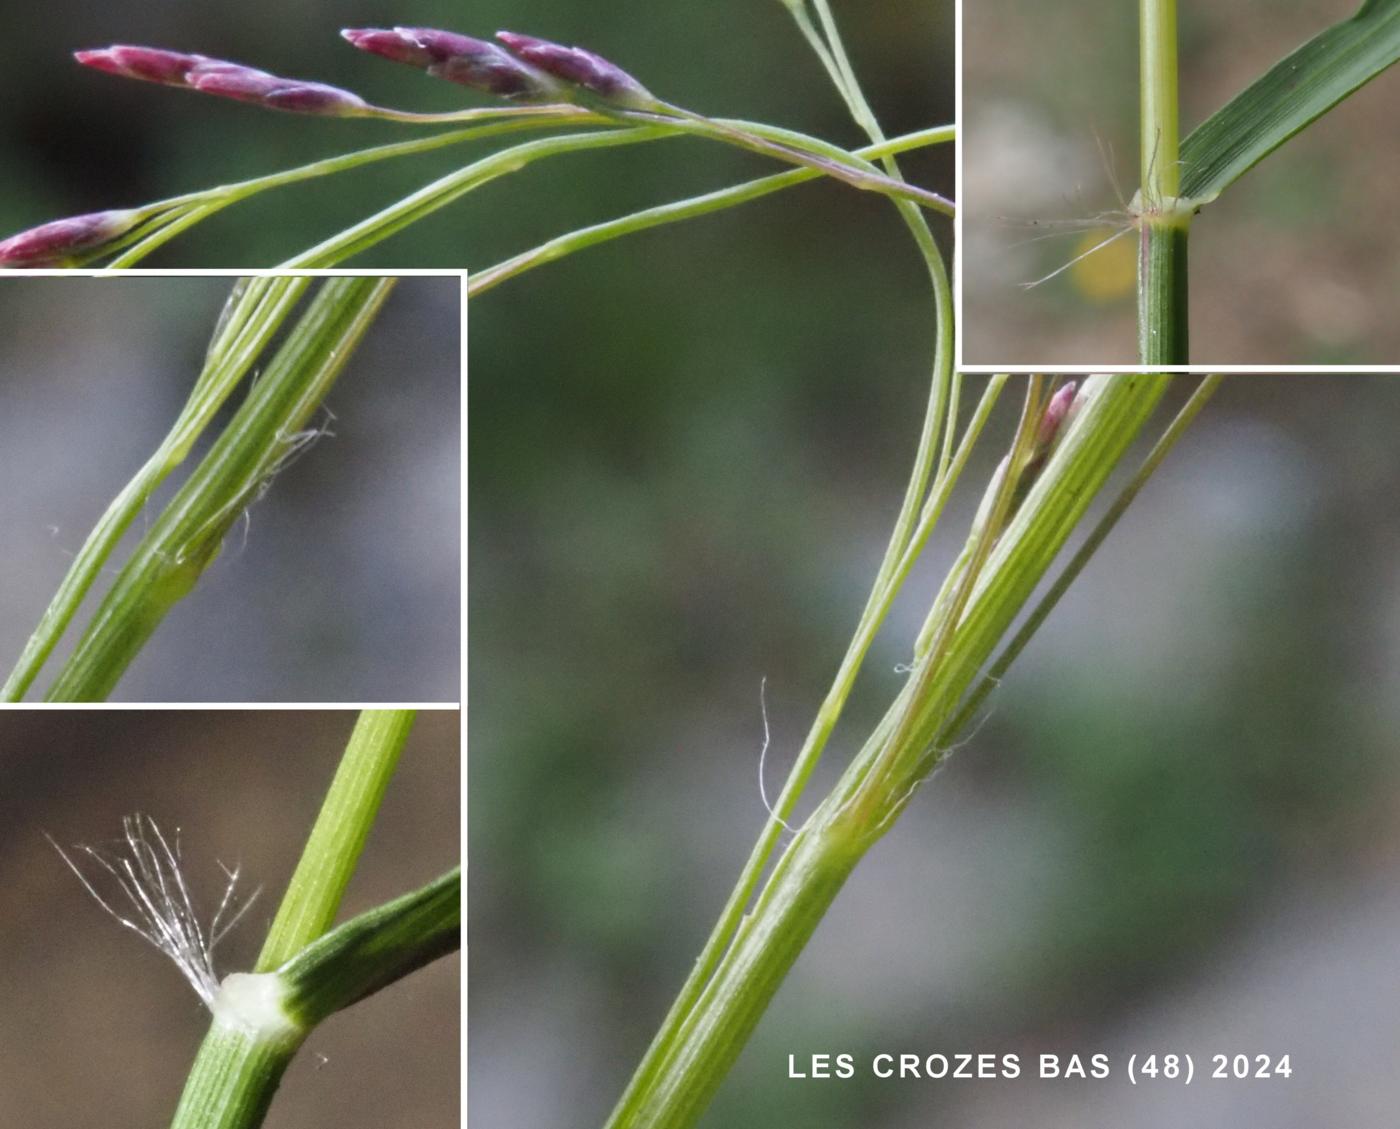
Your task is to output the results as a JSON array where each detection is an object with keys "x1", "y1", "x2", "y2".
[{"x1": 212, "y1": 972, "x2": 302, "y2": 1043}]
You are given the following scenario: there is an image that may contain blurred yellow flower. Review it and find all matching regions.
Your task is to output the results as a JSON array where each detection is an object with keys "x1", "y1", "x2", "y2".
[{"x1": 1070, "y1": 226, "x2": 1136, "y2": 301}]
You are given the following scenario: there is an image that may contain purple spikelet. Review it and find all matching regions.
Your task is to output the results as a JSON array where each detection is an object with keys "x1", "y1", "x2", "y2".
[
  {"x1": 495, "y1": 31, "x2": 655, "y2": 108},
  {"x1": 0, "y1": 210, "x2": 142, "y2": 268},
  {"x1": 75, "y1": 45, "x2": 367, "y2": 117},
  {"x1": 1036, "y1": 381, "x2": 1079, "y2": 452},
  {"x1": 342, "y1": 28, "x2": 564, "y2": 101}
]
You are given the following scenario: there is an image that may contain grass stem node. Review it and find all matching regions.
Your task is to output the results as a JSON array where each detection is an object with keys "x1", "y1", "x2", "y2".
[
  {"x1": 1128, "y1": 188, "x2": 1197, "y2": 226},
  {"x1": 212, "y1": 974, "x2": 303, "y2": 1044}
]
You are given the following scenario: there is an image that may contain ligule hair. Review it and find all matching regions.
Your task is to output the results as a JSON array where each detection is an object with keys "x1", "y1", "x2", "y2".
[{"x1": 47, "y1": 814, "x2": 258, "y2": 1007}]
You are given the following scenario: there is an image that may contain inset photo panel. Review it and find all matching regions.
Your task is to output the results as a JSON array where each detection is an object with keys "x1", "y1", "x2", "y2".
[
  {"x1": 0, "y1": 274, "x2": 460, "y2": 702},
  {"x1": 0, "y1": 707, "x2": 460, "y2": 1129},
  {"x1": 961, "y1": 2, "x2": 1400, "y2": 368},
  {"x1": 0, "y1": 4, "x2": 952, "y2": 274}
]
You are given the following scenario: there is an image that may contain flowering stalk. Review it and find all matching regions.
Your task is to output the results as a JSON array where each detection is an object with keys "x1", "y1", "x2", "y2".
[
  {"x1": 73, "y1": 41, "x2": 594, "y2": 126},
  {"x1": 599, "y1": 18, "x2": 959, "y2": 1118},
  {"x1": 0, "y1": 116, "x2": 589, "y2": 269},
  {"x1": 277, "y1": 125, "x2": 670, "y2": 267},
  {"x1": 3, "y1": 25, "x2": 950, "y2": 267},
  {"x1": 1137, "y1": 0, "x2": 1190, "y2": 365},
  {"x1": 342, "y1": 26, "x2": 954, "y2": 215},
  {"x1": 590, "y1": 20, "x2": 1211, "y2": 1129},
  {"x1": 468, "y1": 123, "x2": 954, "y2": 295}
]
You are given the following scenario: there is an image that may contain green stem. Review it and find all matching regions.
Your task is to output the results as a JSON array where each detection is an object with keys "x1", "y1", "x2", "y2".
[
  {"x1": 469, "y1": 124, "x2": 953, "y2": 295},
  {"x1": 257, "y1": 710, "x2": 416, "y2": 970},
  {"x1": 368, "y1": 102, "x2": 601, "y2": 126},
  {"x1": 627, "y1": 808, "x2": 863, "y2": 1128},
  {"x1": 168, "y1": 714, "x2": 455, "y2": 1129},
  {"x1": 809, "y1": 0, "x2": 884, "y2": 139},
  {"x1": 1140, "y1": 0, "x2": 1181, "y2": 200},
  {"x1": 627, "y1": 107, "x2": 954, "y2": 216},
  {"x1": 888, "y1": 379, "x2": 1170, "y2": 785},
  {"x1": 42, "y1": 278, "x2": 394, "y2": 701},
  {"x1": 1137, "y1": 221, "x2": 1189, "y2": 365},
  {"x1": 280, "y1": 127, "x2": 669, "y2": 267},
  {"x1": 2, "y1": 277, "x2": 308, "y2": 700},
  {"x1": 168, "y1": 1023, "x2": 302, "y2": 1129},
  {"x1": 782, "y1": 3, "x2": 862, "y2": 118},
  {"x1": 1138, "y1": 0, "x2": 1190, "y2": 365}
]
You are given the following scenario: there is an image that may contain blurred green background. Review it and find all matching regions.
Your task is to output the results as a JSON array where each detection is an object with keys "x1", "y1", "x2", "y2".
[
  {"x1": 0, "y1": 276, "x2": 459, "y2": 701},
  {"x1": 964, "y1": 0, "x2": 1400, "y2": 365},
  {"x1": 0, "y1": 708, "x2": 458, "y2": 1128},
  {"x1": 0, "y1": 0, "x2": 951, "y2": 271},
  {"x1": 470, "y1": 376, "x2": 1400, "y2": 1127}
]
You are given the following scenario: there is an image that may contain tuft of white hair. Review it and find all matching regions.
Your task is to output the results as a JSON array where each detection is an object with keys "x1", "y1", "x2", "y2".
[{"x1": 46, "y1": 814, "x2": 257, "y2": 1008}]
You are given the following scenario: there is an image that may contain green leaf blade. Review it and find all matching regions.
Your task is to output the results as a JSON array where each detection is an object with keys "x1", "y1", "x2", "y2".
[{"x1": 1181, "y1": 0, "x2": 1400, "y2": 204}]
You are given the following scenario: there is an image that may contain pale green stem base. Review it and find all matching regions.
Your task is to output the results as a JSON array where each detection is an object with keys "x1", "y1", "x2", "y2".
[{"x1": 168, "y1": 1023, "x2": 303, "y2": 1129}]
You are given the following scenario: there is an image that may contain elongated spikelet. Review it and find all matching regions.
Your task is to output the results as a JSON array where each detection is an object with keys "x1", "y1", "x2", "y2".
[
  {"x1": 75, "y1": 45, "x2": 367, "y2": 116},
  {"x1": 495, "y1": 31, "x2": 655, "y2": 108},
  {"x1": 341, "y1": 27, "x2": 564, "y2": 101},
  {"x1": 0, "y1": 209, "x2": 141, "y2": 268}
]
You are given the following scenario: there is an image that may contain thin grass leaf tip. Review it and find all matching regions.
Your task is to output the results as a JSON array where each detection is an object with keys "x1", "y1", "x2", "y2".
[{"x1": 47, "y1": 815, "x2": 259, "y2": 1007}]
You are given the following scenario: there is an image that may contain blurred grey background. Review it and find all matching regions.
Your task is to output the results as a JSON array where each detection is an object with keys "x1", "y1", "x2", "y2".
[
  {"x1": 0, "y1": 276, "x2": 459, "y2": 701},
  {"x1": 470, "y1": 376, "x2": 1400, "y2": 1127},
  {"x1": 0, "y1": 0, "x2": 952, "y2": 272},
  {"x1": 964, "y1": 0, "x2": 1400, "y2": 365},
  {"x1": 0, "y1": 708, "x2": 459, "y2": 1128}
]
